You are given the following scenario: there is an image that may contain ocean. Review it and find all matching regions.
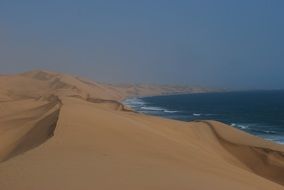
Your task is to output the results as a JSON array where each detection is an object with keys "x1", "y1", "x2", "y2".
[{"x1": 123, "y1": 90, "x2": 284, "y2": 144}]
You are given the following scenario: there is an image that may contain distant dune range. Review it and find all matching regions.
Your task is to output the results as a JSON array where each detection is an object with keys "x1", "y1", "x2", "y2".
[{"x1": 0, "y1": 70, "x2": 283, "y2": 190}]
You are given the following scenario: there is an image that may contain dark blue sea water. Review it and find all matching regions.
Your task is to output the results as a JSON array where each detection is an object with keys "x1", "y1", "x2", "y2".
[{"x1": 123, "y1": 90, "x2": 284, "y2": 144}]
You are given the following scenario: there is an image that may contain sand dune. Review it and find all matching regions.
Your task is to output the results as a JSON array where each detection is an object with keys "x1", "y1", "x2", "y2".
[{"x1": 0, "y1": 70, "x2": 283, "y2": 190}]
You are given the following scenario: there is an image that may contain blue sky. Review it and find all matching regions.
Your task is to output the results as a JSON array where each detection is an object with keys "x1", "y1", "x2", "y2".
[{"x1": 1, "y1": 0, "x2": 284, "y2": 89}]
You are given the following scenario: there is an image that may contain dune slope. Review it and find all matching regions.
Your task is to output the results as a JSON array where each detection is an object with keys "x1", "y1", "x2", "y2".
[{"x1": 0, "y1": 71, "x2": 283, "y2": 190}]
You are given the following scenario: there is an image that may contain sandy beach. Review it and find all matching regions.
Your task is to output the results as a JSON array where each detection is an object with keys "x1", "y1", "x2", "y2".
[{"x1": 0, "y1": 70, "x2": 283, "y2": 190}]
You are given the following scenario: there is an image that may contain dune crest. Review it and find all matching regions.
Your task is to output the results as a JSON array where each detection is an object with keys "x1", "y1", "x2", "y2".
[{"x1": 0, "y1": 70, "x2": 283, "y2": 190}]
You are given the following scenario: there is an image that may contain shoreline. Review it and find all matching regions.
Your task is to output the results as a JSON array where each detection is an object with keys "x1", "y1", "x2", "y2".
[
  {"x1": 123, "y1": 91, "x2": 284, "y2": 145},
  {"x1": 0, "y1": 70, "x2": 283, "y2": 190}
]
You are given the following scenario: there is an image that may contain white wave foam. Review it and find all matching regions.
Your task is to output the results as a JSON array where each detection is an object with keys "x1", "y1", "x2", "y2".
[
  {"x1": 164, "y1": 110, "x2": 179, "y2": 113},
  {"x1": 192, "y1": 113, "x2": 217, "y2": 117},
  {"x1": 122, "y1": 98, "x2": 146, "y2": 111},
  {"x1": 263, "y1": 130, "x2": 277, "y2": 134},
  {"x1": 231, "y1": 123, "x2": 250, "y2": 129},
  {"x1": 124, "y1": 98, "x2": 179, "y2": 114},
  {"x1": 123, "y1": 98, "x2": 145, "y2": 106},
  {"x1": 140, "y1": 106, "x2": 179, "y2": 114},
  {"x1": 260, "y1": 135, "x2": 284, "y2": 144},
  {"x1": 276, "y1": 141, "x2": 284, "y2": 144},
  {"x1": 193, "y1": 113, "x2": 201, "y2": 116},
  {"x1": 230, "y1": 123, "x2": 280, "y2": 136},
  {"x1": 141, "y1": 106, "x2": 164, "y2": 111},
  {"x1": 230, "y1": 123, "x2": 249, "y2": 129}
]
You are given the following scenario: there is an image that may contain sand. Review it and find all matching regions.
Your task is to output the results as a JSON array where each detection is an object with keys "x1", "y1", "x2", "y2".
[{"x1": 0, "y1": 70, "x2": 283, "y2": 190}]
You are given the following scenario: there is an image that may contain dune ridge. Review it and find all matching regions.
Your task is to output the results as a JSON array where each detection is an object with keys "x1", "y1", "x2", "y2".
[
  {"x1": 198, "y1": 121, "x2": 284, "y2": 185},
  {"x1": 0, "y1": 70, "x2": 283, "y2": 190}
]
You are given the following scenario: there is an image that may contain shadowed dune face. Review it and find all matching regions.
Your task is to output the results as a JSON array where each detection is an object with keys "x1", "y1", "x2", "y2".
[
  {"x1": 197, "y1": 121, "x2": 284, "y2": 186},
  {"x1": 0, "y1": 70, "x2": 283, "y2": 190},
  {"x1": 0, "y1": 98, "x2": 61, "y2": 161}
]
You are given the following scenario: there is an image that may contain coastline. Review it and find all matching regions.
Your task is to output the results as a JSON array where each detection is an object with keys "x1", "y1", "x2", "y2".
[
  {"x1": 0, "y1": 70, "x2": 283, "y2": 190},
  {"x1": 123, "y1": 92, "x2": 284, "y2": 145}
]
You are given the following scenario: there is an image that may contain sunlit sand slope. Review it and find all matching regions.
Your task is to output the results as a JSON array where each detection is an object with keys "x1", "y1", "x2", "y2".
[{"x1": 0, "y1": 71, "x2": 283, "y2": 190}]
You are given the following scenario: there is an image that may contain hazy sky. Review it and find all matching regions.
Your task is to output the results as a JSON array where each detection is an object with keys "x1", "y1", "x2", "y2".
[{"x1": 1, "y1": 0, "x2": 284, "y2": 89}]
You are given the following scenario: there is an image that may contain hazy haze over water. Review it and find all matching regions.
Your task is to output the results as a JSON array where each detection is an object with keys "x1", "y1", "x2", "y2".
[{"x1": 0, "y1": 0, "x2": 284, "y2": 89}]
